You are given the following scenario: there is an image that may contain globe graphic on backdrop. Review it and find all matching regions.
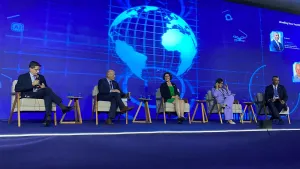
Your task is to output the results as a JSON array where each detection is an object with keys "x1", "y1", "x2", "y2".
[{"x1": 108, "y1": 6, "x2": 198, "y2": 81}]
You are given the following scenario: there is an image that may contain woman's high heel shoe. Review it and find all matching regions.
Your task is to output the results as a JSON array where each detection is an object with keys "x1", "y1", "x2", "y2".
[{"x1": 228, "y1": 120, "x2": 236, "y2": 124}]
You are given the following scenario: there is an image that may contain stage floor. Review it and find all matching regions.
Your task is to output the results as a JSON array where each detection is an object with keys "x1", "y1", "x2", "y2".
[
  {"x1": 1, "y1": 120, "x2": 300, "y2": 169},
  {"x1": 0, "y1": 119, "x2": 299, "y2": 135}
]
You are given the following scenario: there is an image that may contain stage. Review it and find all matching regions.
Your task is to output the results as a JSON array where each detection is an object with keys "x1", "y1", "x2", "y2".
[
  {"x1": 0, "y1": 120, "x2": 300, "y2": 169},
  {"x1": 0, "y1": 119, "x2": 299, "y2": 135}
]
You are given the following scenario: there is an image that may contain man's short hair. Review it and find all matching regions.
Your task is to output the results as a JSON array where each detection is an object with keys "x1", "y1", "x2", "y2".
[
  {"x1": 106, "y1": 69, "x2": 115, "y2": 75},
  {"x1": 272, "y1": 76, "x2": 279, "y2": 79},
  {"x1": 29, "y1": 61, "x2": 41, "y2": 68}
]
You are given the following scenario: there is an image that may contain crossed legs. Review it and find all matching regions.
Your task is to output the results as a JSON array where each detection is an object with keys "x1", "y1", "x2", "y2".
[
  {"x1": 98, "y1": 92, "x2": 133, "y2": 125},
  {"x1": 31, "y1": 88, "x2": 72, "y2": 126}
]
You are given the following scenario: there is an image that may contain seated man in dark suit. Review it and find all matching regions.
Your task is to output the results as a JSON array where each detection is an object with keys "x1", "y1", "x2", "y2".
[
  {"x1": 15, "y1": 61, "x2": 73, "y2": 127},
  {"x1": 97, "y1": 70, "x2": 133, "y2": 125},
  {"x1": 265, "y1": 76, "x2": 288, "y2": 125}
]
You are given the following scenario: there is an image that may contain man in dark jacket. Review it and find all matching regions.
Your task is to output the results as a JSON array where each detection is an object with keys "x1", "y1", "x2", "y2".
[
  {"x1": 97, "y1": 70, "x2": 133, "y2": 124},
  {"x1": 265, "y1": 76, "x2": 288, "y2": 124},
  {"x1": 15, "y1": 61, "x2": 72, "y2": 126}
]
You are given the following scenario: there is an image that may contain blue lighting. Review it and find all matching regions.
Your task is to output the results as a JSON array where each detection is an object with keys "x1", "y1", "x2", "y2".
[{"x1": 11, "y1": 22, "x2": 24, "y2": 32}]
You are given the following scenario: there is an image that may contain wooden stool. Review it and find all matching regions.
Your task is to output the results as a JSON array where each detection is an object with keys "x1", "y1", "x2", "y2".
[
  {"x1": 60, "y1": 96, "x2": 83, "y2": 124},
  {"x1": 241, "y1": 102, "x2": 257, "y2": 123},
  {"x1": 132, "y1": 98, "x2": 152, "y2": 123},
  {"x1": 191, "y1": 100, "x2": 208, "y2": 123}
]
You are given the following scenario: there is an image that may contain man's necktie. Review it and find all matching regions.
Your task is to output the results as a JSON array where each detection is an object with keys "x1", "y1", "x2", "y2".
[
  {"x1": 109, "y1": 81, "x2": 113, "y2": 90},
  {"x1": 274, "y1": 86, "x2": 279, "y2": 97}
]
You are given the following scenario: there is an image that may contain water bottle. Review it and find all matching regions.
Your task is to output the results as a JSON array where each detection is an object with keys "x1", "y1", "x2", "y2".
[
  {"x1": 147, "y1": 95, "x2": 151, "y2": 100},
  {"x1": 68, "y1": 92, "x2": 73, "y2": 97},
  {"x1": 78, "y1": 93, "x2": 82, "y2": 97}
]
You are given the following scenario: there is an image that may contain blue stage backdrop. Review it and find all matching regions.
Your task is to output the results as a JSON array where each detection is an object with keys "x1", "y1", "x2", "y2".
[{"x1": 0, "y1": 0, "x2": 300, "y2": 120}]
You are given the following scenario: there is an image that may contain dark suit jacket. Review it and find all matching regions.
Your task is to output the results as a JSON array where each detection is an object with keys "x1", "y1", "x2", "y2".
[
  {"x1": 15, "y1": 73, "x2": 48, "y2": 98},
  {"x1": 270, "y1": 40, "x2": 283, "y2": 51},
  {"x1": 97, "y1": 78, "x2": 124, "y2": 100},
  {"x1": 265, "y1": 84, "x2": 288, "y2": 102},
  {"x1": 160, "y1": 82, "x2": 179, "y2": 102}
]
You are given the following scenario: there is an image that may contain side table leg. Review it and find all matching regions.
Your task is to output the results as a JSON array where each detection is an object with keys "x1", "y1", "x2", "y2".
[
  {"x1": 68, "y1": 99, "x2": 72, "y2": 106},
  {"x1": 201, "y1": 103, "x2": 208, "y2": 123},
  {"x1": 146, "y1": 101, "x2": 152, "y2": 123},
  {"x1": 132, "y1": 102, "x2": 143, "y2": 122},
  {"x1": 76, "y1": 99, "x2": 83, "y2": 124},
  {"x1": 74, "y1": 99, "x2": 78, "y2": 122},
  {"x1": 191, "y1": 103, "x2": 199, "y2": 122},
  {"x1": 201, "y1": 103, "x2": 205, "y2": 123},
  {"x1": 248, "y1": 107, "x2": 252, "y2": 123},
  {"x1": 60, "y1": 99, "x2": 73, "y2": 123},
  {"x1": 144, "y1": 101, "x2": 149, "y2": 122},
  {"x1": 250, "y1": 105, "x2": 257, "y2": 123},
  {"x1": 241, "y1": 105, "x2": 248, "y2": 122},
  {"x1": 126, "y1": 112, "x2": 128, "y2": 124}
]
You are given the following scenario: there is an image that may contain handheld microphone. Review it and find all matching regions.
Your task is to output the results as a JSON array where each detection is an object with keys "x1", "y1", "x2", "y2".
[
  {"x1": 35, "y1": 74, "x2": 40, "y2": 80},
  {"x1": 35, "y1": 74, "x2": 41, "y2": 88}
]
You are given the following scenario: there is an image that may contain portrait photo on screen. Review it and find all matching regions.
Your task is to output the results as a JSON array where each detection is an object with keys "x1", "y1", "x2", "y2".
[
  {"x1": 269, "y1": 31, "x2": 284, "y2": 52},
  {"x1": 293, "y1": 62, "x2": 300, "y2": 82}
]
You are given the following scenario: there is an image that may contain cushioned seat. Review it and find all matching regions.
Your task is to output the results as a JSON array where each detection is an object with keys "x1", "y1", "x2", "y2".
[
  {"x1": 205, "y1": 90, "x2": 243, "y2": 124},
  {"x1": 92, "y1": 85, "x2": 129, "y2": 125},
  {"x1": 163, "y1": 102, "x2": 190, "y2": 112},
  {"x1": 12, "y1": 98, "x2": 56, "y2": 112},
  {"x1": 155, "y1": 88, "x2": 191, "y2": 124},
  {"x1": 255, "y1": 92, "x2": 291, "y2": 124},
  {"x1": 8, "y1": 80, "x2": 57, "y2": 127}
]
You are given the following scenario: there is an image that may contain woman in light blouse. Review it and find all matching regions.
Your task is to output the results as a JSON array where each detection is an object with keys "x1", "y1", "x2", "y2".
[
  {"x1": 160, "y1": 72, "x2": 185, "y2": 124},
  {"x1": 212, "y1": 78, "x2": 235, "y2": 124}
]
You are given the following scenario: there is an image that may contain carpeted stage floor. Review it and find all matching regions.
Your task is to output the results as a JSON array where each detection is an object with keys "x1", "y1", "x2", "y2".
[{"x1": 0, "y1": 120, "x2": 300, "y2": 169}]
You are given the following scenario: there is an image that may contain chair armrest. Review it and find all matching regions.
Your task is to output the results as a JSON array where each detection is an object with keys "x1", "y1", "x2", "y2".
[
  {"x1": 122, "y1": 92, "x2": 131, "y2": 101},
  {"x1": 254, "y1": 101, "x2": 265, "y2": 106},
  {"x1": 156, "y1": 97, "x2": 161, "y2": 100},
  {"x1": 122, "y1": 92, "x2": 130, "y2": 98},
  {"x1": 93, "y1": 95, "x2": 98, "y2": 105}
]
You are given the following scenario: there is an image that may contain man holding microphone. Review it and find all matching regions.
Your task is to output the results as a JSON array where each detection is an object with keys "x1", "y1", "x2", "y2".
[{"x1": 15, "y1": 61, "x2": 73, "y2": 126}]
